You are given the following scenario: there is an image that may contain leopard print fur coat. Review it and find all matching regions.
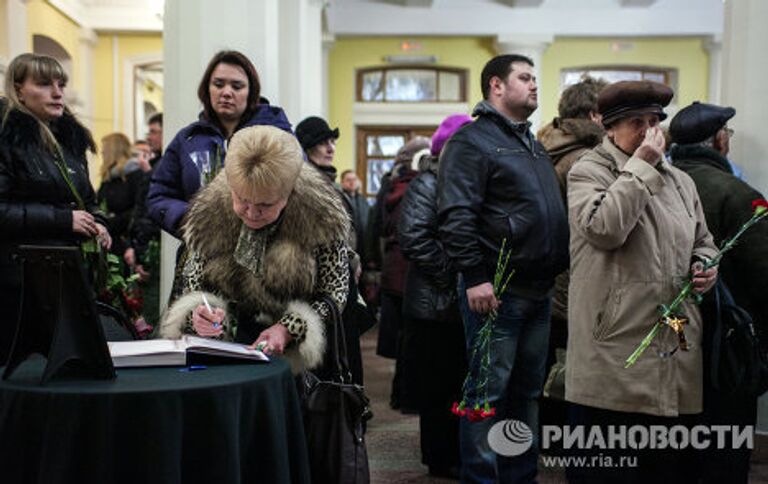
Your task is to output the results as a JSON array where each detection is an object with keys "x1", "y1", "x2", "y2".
[{"x1": 159, "y1": 163, "x2": 351, "y2": 373}]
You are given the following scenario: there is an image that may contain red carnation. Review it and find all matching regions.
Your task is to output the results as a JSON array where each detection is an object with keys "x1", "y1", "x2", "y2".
[
  {"x1": 480, "y1": 406, "x2": 496, "y2": 419},
  {"x1": 451, "y1": 401, "x2": 467, "y2": 417},
  {"x1": 467, "y1": 407, "x2": 485, "y2": 422},
  {"x1": 752, "y1": 199, "x2": 768, "y2": 215},
  {"x1": 124, "y1": 297, "x2": 142, "y2": 313}
]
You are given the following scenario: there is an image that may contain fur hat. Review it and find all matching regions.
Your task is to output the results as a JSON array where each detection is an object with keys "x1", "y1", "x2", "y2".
[
  {"x1": 669, "y1": 101, "x2": 735, "y2": 145},
  {"x1": 295, "y1": 116, "x2": 339, "y2": 151},
  {"x1": 598, "y1": 80, "x2": 674, "y2": 127},
  {"x1": 395, "y1": 136, "x2": 431, "y2": 165},
  {"x1": 431, "y1": 114, "x2": 473, "y2": 156}
]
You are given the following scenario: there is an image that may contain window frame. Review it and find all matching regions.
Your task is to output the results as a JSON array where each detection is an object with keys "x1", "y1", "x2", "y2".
[
  {"x1": 560, "y1": 65, "x2": 674, "y2": 90},
  {"x1": 356, "y1": 125, "x2": 436, "y2": 200},
  {"x1": 356, "y1": 65, "x2": 468, "y2": 103}
]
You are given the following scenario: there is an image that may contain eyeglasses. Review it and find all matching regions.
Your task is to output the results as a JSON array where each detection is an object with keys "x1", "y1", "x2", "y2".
[{"x1": 725, "y1": 127, "x2": 735, "y2": 138}]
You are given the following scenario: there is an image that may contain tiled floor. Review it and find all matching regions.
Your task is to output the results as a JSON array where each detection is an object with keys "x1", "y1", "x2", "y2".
[{"x1": 361, "y1": 326, "x2": 768, "y2": 483}]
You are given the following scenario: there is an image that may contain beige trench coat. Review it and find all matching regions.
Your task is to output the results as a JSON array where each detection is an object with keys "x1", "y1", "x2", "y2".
[{"x1": 565, "y1": 137, "x2": 717, "y2": 417}]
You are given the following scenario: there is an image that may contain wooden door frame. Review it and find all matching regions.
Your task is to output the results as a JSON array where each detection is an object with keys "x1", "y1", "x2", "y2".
[{"x1": 356, "y1": 125, "x2": 437, "y2": 199}]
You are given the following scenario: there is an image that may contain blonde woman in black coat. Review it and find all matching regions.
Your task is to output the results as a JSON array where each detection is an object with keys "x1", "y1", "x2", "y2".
[{"x1": 0, "y1": 53, "x2": 111, "y2": 363}]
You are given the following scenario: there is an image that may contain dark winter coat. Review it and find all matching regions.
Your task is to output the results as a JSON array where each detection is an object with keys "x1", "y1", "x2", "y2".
[
  {"x1": 537, "y1": 117, "x2": 604, "y2": 322},
  {"x1": 130, "y1": 165, "x2": 160, "y2": 265},
  {"x1": 97, "y1": 161, "x2": 144, "y2": 256},
  {"x1": 537, "y1": 117, "x2": 604, "y2": 201},
  {"x1": 398, "y1": 155, "x2": 455, "y2": 320},
  {"x1": 343, "y1": 190, "x2": 369, "y2": 261},
  {"x1": 365, "y1": 172, "x2": 391, "y2": 270},
  {"x1": 0, "y1": 100, "x2": 104, "y2": 288},
  {"x1": 672, "y1": 144, "x2": 768, "y2": 341},
  {"x1": 381, "y1": 164, "x2": 417, "y2": 295},
  {"x1": 146, "y1": 101, "x2": 292, "y2": 237},
  {"x1": 438, "y1": 101, "x2": 569, "y2": 297}
]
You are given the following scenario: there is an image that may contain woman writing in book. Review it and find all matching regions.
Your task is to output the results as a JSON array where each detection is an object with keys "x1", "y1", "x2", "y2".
[
  {"x1": 158, "y1": 125, "x2": 350, "y2": 373},
  {"x1": 0, "y1": 53, "x2": 111, "y2": 364}
]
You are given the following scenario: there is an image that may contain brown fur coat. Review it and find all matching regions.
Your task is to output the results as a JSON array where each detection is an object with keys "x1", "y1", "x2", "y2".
[{"x1": 159, "y1": 163, "x2": 350, "y2": 372}]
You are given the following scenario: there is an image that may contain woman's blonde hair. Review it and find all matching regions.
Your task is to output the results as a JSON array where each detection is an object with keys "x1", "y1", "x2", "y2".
[
  {"x1": 100, "y1": 132, "x2": 133, "y2": 181},
  {"x1": 225, "y1": 126, "x2": 304, "y2": 200},
  {"x1": 2, "y1": 53, "x2": 70, "y2": 153}
]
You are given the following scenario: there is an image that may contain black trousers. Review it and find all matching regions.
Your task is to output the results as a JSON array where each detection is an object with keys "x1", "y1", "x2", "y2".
[
  {"x1": 402, "y1": 311, "x2": 466, "y2": 471},
  {"x1": 565, "y1": 403, "x2": 699, "y2": 484},
  {"x1": 697, "y1": 388, "x2": 756, "y2": 484}
]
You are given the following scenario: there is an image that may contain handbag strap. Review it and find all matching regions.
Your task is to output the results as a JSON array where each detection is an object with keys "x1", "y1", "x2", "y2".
[
  {"x1": 710, "y1": 280, "x2": 724, "y2": 391},
  {"x1": 319, "y1": 294, "x2": 353, "y2": 384}
]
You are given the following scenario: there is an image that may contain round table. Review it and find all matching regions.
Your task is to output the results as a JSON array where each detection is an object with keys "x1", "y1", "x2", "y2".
[{"x1": 0, "y1": 357, "x2": 310, "y2": 484}]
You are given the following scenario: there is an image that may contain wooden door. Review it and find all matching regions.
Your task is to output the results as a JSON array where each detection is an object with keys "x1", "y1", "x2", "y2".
[{"x1": 356, "y1": 126, "x2": 436, "y2": 201}]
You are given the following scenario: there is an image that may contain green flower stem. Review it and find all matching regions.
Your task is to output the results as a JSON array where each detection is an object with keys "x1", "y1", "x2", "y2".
[
  {"x1": 624, "y1": 282, "x2": 693, "y2": 368},
  {"x1": 625, "y1": 208, "x2": 768, "y2": 368},
  {"x1": 458, "y1": 238, "x2": 517, "y2": 411},
  {"x1": 52, "y1": 144, "x2": 86, "y2": 210}
]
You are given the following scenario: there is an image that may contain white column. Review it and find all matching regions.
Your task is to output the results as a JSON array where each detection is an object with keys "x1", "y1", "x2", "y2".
[
  {"x1": 322, "y1": 33, "x2": 335, "y2": 119},
  {"x1": 703, "y1": 35, "x2": 722, "y2": 105},
  {"x1": 278, "y1": 0, "x2": 324, "y2": 124},
  {"x1": 8, "y1": 0, "x2": 28, "y2": 56},
  {"x1": 721, "y1": 0, "x2": 768, "y2": 432},
  {"x1": 494, "y1": 34, "x2": 553, "y2": 132},
  {"x1": 721, "y1": 0, "x2": 768, "y2": 195},
  {"x1": 160, "y1": 0, "x2": 324, "y2": 309},
  {"x1": 77, "y1": 27, "x2": 97, "y2": 130}
]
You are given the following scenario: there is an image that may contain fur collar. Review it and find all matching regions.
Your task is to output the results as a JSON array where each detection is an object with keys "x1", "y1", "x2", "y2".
[
  {"x1": 417, "y1": 154, "x2": 439, "y2": 174},
  {"x1": 537, "y1": 117, "x2": 603, "y2": 161},
  {"x1": 182, "y1": 162, "x2": 350, "y2": 257},
  {"x1": 0, "y1": 99, "x2": 95, "y2": 155}
]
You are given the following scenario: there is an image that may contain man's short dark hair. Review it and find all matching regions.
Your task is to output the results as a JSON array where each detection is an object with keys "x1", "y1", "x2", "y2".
[
  {"x1": 148, "y1": 112, "x2": 163, "y2": 127},
  {"x1": 558, "y1": 77, "x2": 608, "y2": 120},
  {"x1": 340, "y1": 169, "x2": 355, "y2": 180},
  {"x1": 481, "y1": 54, "x2": 534, "y2": 100}
]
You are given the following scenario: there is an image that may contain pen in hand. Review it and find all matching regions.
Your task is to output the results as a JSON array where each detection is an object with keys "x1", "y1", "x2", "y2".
[{"x1": 201, "y1": 294, "x2": 221, "y2": 329}]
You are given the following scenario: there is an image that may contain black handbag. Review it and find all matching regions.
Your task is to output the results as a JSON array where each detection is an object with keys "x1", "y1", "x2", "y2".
[
  {"x1": 706, "y1": 279, "x2": 768, "y2": 397},
  {"x1": 301, "y1": 296, "x2": 372, "y2": 484}
]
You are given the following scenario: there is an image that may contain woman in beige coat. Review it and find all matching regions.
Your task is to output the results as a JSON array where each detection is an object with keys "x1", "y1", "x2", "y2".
[{"x1": 565, "y1": 80, "x2": 718, "y2": 483}]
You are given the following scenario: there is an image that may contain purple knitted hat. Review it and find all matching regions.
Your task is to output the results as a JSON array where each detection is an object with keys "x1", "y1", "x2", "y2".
[{"x1": 431, "y1": 114, "x2": 473, "y2": 156}]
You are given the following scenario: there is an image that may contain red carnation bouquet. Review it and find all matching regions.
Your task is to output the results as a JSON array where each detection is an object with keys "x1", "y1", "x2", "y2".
[
  {"x1": 625, "y1": 199, "x2": 768, "y2": 367},
  {"x1": 452, "y1": 239, "x2": 515, "y2": 421}
]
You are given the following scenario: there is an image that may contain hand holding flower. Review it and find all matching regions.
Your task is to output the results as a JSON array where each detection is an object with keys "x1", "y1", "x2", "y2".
[
  {"x1": 466, "y1": 282, "x2": 499, "y2": 315},
  {"x1": 625, "y1": 199, "x2": 768, "y2": 367},
  {"x1": 690, "y1": 261, "x2": 718, "y2": 294},
  {"x1": 95, "y1": 223, "x2": 112, "y2": 250}
]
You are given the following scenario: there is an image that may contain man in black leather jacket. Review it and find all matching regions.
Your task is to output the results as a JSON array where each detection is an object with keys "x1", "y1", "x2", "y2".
[{"x1": 437, "y1": 54, "x2": 568, "y2": 484}]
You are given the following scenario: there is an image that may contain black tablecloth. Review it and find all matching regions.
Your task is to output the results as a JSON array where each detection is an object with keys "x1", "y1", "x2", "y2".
[{"x1": 0, "y1": 357, "x2": 310, "y2": 484}]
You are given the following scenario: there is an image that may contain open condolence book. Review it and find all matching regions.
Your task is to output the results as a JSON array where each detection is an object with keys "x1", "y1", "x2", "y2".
[{"x1": 108, "y1": 335, "x2": 270, "y2": 368}]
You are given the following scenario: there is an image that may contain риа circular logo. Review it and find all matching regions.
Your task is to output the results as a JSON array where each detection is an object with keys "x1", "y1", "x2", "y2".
[{"x1": 487, "y1": 419, "x2": 533, "y2": 456}]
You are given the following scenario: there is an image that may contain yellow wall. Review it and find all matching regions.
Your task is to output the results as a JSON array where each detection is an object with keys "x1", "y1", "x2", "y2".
[
  {"x1": 0, "y1": 1, "x2": 8, "y2": 59},
  {"x1": 540, "y1": 37, "x2": 709, "y2": 124},
  {"x1": 328, "y1": 36, "x2": 496, "y2": 173},
  {"x1": 328, "y1": 35, "x2": 710, "y2": 173},
  {"x1": 26, "y1": 0, "x2": 81, "y2": 89},
  {"x1": 24, "y1": 1, "x2": 162, "y2": 186},
  {"x1": 92, "y1": 33, "x2": 162, "y2": 181}
]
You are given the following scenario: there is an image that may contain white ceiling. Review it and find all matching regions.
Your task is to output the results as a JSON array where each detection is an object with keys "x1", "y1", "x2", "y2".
[
  {"x1": 49, "y1": 0, "x2": 724, "y2": 38},
  {"x1": 326, "y1": 0, "x2": 724, "y2": 36}
]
